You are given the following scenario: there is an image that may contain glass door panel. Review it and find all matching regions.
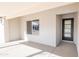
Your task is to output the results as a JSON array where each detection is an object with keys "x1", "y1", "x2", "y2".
[
  {"x1": 64, "y1": 28, "x2": 71, "y2": 33},
  {"x1": 62, "y1": 18, "x2": 73, "y2": 41},
  {"x1": 65, "y1": 25, "x2": 71, "y2": 29},
  {"x1": 64, "y1": 33, "x2": 71, "y2": 37},
  {"x1": 65, "y1": 20, "x2": 71, "y2": 24}
]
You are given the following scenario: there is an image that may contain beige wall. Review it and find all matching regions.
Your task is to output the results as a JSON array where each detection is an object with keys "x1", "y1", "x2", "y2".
[
  {"x1": 18, "y1": 3, "x2": 79, "y2": 47},
  {"x1": 5, "y1": 3, "x2": 79, "y2": 56},
  {"x1": 56, "y1": 15, "x2": 62, "y2": 46},
  {"x1": 20, "y1": 11, "x2": 56, "y2": 47},
  {"x1": 6, "y1": 3, "x2": 79, "y2": 48},
  {"x1": 7, "y1": 17, "x2": 21, "y2": 42}
]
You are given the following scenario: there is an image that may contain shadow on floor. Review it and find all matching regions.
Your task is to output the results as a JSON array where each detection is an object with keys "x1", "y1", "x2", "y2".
[
  {"x1": 27, "y1": 51, "x2": 44, "y2": 57},
  {"x1": 21, "y1": 41, "x2": 78, "y2": 57}
]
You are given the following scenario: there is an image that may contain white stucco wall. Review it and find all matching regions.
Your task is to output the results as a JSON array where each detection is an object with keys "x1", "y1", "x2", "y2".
[
  {"x1": 7, "y1": 18, "x2": 21, "y2": 42},
  {"x1": 77, "y1": 12, "x2": 79, "y2": 56},
  {"x1": 20, "y1": 12, "x2": 56, "y2": 47},
  {"x1": 56, "y1": 15, "x2": 62, "y2": 46},
  {"x1": 6, "y1": 3, "x2": 79, "y2": 56},
  {"x1": 19, "y1": 3, "x2": 79, "y2": 47}
]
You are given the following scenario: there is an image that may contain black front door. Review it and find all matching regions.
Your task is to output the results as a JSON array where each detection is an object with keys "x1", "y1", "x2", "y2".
[{"x1": 62, "y1": 18, "x2": 74, "y2": 41}]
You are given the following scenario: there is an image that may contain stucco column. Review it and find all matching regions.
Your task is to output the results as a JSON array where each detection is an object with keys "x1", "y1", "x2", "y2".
[
  {"x1": 0, "y1": 17, "x2": 10, "y2": 44},
  {"x1": 4, "y1": 17, "x2": 9, "y2": 43},
  {"x1": 77, "y1": 11, "x2": 79, "y2": 56},
  {"x1": 0, "y1": 17, "x2": 5, "y2": 44}
]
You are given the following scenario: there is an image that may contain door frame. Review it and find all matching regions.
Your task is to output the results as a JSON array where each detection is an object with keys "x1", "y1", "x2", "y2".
[{"x1": 62, "y1": 18, "x2": 74, "y2": 41}]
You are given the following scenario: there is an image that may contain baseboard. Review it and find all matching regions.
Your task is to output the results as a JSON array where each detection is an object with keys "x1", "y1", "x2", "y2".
[
  {"x1": 76, "y1": 44, "x2": 79, "y2": 57},
  {"x1": 29, "y1": 40, "x2": 56, "y2": 47},
  {"x1": 62, "y1": 40, "x2": 74, "y2": 43}
]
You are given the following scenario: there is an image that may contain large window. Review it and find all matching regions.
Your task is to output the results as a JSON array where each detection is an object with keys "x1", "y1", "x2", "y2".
[
  {"x1": 32, "y1": 20, "x2": 39, "y2": 31},
  {"x1": 27, "y1": 19, "x2": 39, "y2": 35},
  {"x1": 27, "y1": 21, "x2": 32, "y2": 34}
]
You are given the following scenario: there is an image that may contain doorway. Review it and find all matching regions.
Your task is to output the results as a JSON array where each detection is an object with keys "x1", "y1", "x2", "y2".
[
  {"x1": 56, "y1": 12, "x2": 77, "y2": 46},
  {"x1": 62, "y1": 18, "x2": 74, "y2": 41}
]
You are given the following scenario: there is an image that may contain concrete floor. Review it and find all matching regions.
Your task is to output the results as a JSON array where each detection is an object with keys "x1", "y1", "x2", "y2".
[
  {"x1": 0, "y1": 41, "x2": 77, "y2": 57},
  {"x1": 22, "y1": 41, "x2": 78, "y2": 57}
]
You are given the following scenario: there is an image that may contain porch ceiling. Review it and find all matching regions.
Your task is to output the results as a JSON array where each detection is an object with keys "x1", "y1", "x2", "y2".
[{"x1": 0, "y1": 2, "x2": 74, "y2": 19}]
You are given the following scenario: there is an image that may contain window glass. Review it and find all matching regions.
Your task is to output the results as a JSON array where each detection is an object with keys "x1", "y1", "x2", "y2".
[
  {"x1": 64, "y1": 33, "x2": 71, "y2": 37},
  {"x1": 64, "y1": 28, "x2": 71, "y2": 33},
  {"x1": 65, "y1": 20, "x2": 71, "y2": 24},
  {"x1": 65, "y1": 25, "x2": 71, "y2": 29}
]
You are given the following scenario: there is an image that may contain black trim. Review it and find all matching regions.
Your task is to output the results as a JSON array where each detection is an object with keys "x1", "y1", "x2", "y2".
[{"x1": 62, "y1": 18, "x2": 74, "y2": 41}]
